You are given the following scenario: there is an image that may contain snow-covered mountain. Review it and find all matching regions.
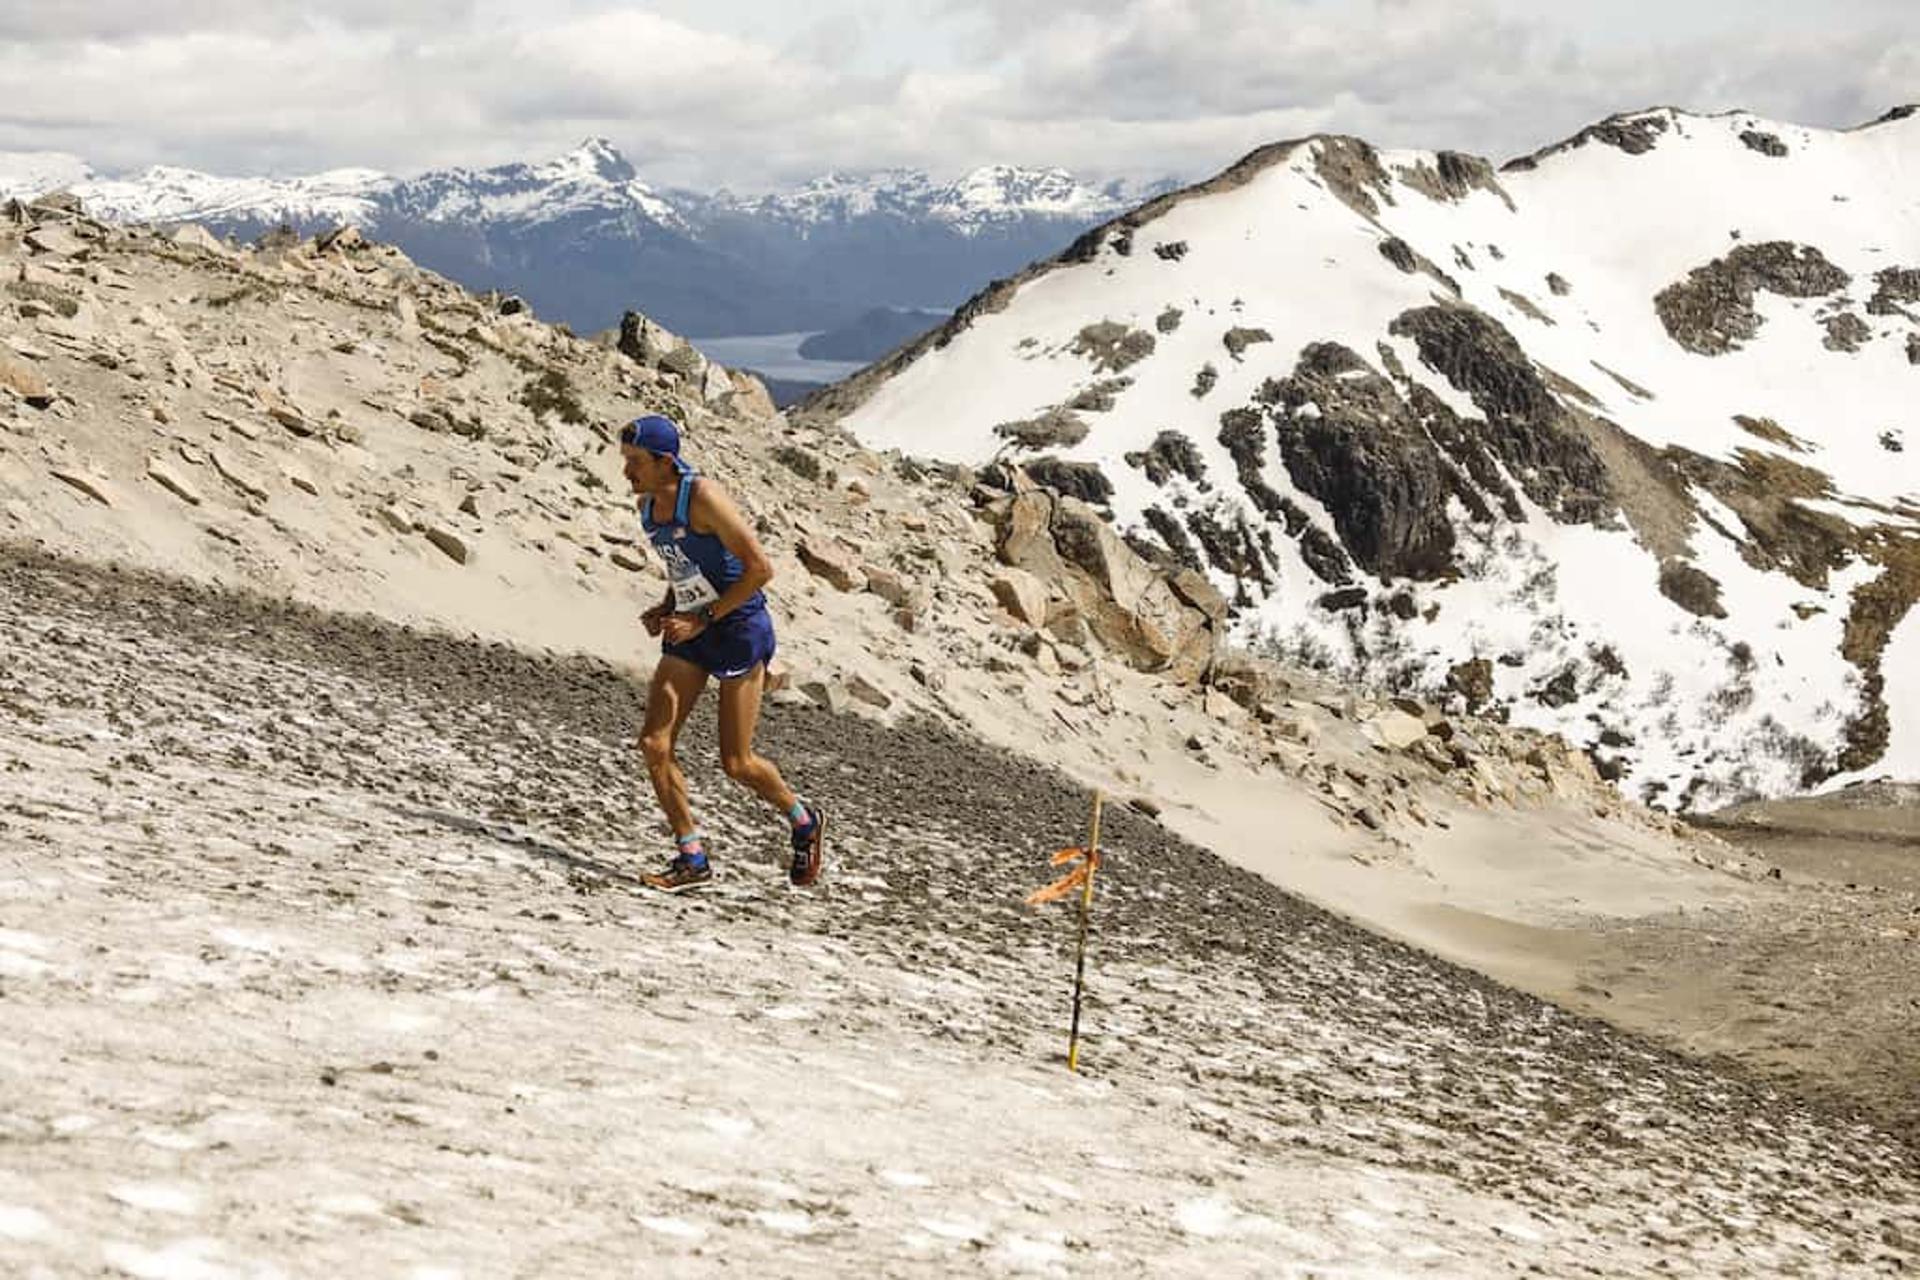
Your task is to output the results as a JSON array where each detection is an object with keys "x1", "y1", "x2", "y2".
[
  {"x1": 822, "y1": 106, "x2": 1920, "y2": 808},
  {"x1": 0, "y1": 141, "x2": 1155, "y2": 336}
]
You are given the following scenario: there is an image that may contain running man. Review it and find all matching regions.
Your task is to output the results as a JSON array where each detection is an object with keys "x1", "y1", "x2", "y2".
[{"x1": 618, "y1": 413, "x2": 825, "y2": 892}]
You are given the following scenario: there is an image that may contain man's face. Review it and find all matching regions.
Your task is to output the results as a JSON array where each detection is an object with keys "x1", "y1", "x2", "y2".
[{"x1": 620, "y1": 445, "x2": 666, "y2": 496}]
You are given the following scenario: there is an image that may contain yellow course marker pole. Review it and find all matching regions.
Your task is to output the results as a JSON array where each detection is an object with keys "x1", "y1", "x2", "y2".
[{"x1": 1066, "y1": 791, "x2": 1102, "y2": 1073}]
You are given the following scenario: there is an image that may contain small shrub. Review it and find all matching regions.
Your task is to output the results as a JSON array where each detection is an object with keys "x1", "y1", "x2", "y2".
[{"x1": 521, "y1": 368, "x2": 588, "y2": 424}]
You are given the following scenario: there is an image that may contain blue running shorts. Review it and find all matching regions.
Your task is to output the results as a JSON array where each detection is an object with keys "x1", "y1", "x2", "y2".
[{"x1": 663, "y1": 607, "x2": 777, "y2": 680}]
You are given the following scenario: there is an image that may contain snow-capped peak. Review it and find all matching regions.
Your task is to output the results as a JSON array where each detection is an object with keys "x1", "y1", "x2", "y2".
[
  {"x1": 538, "y1": 136, "x2": 637, "y2": 186},
  {"x1": 0, "y1": 151, "x2": 98, "y2": 201}
]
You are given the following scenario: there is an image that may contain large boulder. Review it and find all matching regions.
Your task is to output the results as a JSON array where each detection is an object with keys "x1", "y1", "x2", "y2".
[{"x1": 995, "y1": 491, "x2": 1221, "y2": 681}]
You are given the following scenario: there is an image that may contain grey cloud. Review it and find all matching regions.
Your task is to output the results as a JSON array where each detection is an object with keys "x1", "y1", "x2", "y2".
[{"x1": 0, "y1": 1, "x2": 1908, "y2": 192}]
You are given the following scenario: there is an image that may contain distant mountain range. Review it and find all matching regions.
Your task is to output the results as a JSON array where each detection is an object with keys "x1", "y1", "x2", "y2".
[{"x1": 0, "y1": 140, "x2": 1170, "y2": 338}]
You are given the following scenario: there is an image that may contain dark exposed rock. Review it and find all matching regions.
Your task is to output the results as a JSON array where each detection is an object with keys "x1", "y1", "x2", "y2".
[
  {"x1": 994, "y1": 407, "x2": 1089, "y2": 450},
  {"x1": 1026, "y1": 457, "x2": 1113, "y2": 505},
  {"x1": 1153, "y1": 241, "x2": 1189, "y2": 261},
  {"x1": 1375, "y1": 341, "x2": 1407, "y2": 379},
  {"x1": 1821, "y1": 311, "x2": 1870, "y2": 353},
  {"x1": 1653, "y1": 242, "x2": 1851, "y2": 355},
  {"x1": 1503, "y1": 112, "x2": 1670, "y2": 172},
  {"x1": 1068, "y1": 377, "x2": 1132, "y2": 412},
  {"x1": 1186, "y1": 507, "x2": 1271, "y2": 587},
  {"x1": 1386, "y1": 590, "x2": 1418, "y2": 620},
  {"x1": 1867, "y1": 267, "x2": 1920, "y2": 317},
  {"x1": 1740, "y1": 130, "x2": 1789, "y2": 158},
  {"x1": 1264, "y1": 343, "x2": 1462, "y2": 580},
  {"x1": 1309, "y1": 136, "x2": 1394, "y2": 218},
  {"x1": 1546, "y1": 273, "x2": 1572, "y2": 297},
  {"x1": 1072, "y1": 321, "x2": 1155, "y2": 373},
  {"x1": 1297, "y1": 524, "x2": 1354, "y2": 586},
  {"x1": 1879, "y1": 431, "x2": 1903, "y2": 453},
  {"x1": 1658, "y1": 559, "x2": 1728, "y2": 619},
  {"x1": 1126, "y1": 430, "x2": 1208, "y2": 487},
  {"x1": 1387, "y1": 305, "x2": 1613, "y2": 524},
  {"x1": 1592, "y1": 362, "x2": 1654, "y2": 400},
  {"x1": 1155, "y1": 306, "x2": 1184, "y2": 333},
  {"x1": 1191, "y1": 363, "x2": 1219, "y2": 397},
  {"x1": 1499, "y1": 288, "x2": 1554, "y2": 326},
  {"x1": 1910, "y1": 334, "x2": 1920, "y2": 366},
  {"x1": 1664, "y1": 447, "x2": 1853, "y2": 590},
  {"x1": 1222, "y1": 328, "x2": 1272, "y2": 361},
  {"x1": 1534, "y1": 665, "x2": 1580, "y2": 708},
  {"x1": 1447, "y1": 657, "x2": 1494, "y2": 709},
  {"x1": 1142, "y1": 507, "x2": 1203, "y2": 571},
  {"x1": 1395, "y1": 151, "x2": 1516, "y2": 211},
  {"x1": 1317, "y1": 586, "x2": 1369, "y2": 612},
  {"x1": 1380, "y1": 237, "x2": 1418, "y2": 273}
]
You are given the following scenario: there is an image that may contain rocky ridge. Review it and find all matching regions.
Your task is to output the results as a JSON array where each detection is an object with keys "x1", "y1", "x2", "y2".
[{"x1": 821, "y1": 105, "x2": 1920, "y2": 809}]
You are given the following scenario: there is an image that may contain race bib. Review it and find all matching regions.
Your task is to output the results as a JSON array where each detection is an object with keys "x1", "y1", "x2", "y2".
[{"x1": 658, "y1": 541, "x2": 720, "y2": 611}]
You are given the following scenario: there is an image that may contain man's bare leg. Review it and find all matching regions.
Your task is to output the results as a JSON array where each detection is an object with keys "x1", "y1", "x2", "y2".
[
  {"x1": 640, "y1": 655, "x2": 709, "y2": 839},
  {"x1": 716, "y1": 665, "x2": 798, "y2": 810}
]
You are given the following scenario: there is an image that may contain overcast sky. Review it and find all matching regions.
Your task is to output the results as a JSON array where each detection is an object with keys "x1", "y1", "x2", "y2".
[{"x1": 0, "y1": 0, "x2": 1912, "y2": 190}]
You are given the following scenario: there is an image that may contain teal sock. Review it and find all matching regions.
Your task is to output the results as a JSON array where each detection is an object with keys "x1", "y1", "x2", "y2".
[
  {"x1": 675, "y1": 831, "x2": 708, "y2": 865},
  {"x1": 786, "y1": 799, "x2": 811, "y2": 829}
]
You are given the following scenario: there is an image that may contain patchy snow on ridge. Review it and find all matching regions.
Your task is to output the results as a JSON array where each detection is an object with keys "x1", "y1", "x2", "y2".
[{"x1": 838, "y1": 107, "x2": 1920, "y2": 808}]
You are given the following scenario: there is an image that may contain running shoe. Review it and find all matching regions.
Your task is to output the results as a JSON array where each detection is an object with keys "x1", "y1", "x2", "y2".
[
  {"x1": 643, "y1": 853, "x2": 712, "y2": 893},
  {"x1": 789, "y1": 805, "x2": 825, "y2": 888}
]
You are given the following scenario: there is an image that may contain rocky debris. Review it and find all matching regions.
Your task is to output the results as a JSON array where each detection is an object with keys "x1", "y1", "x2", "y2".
[
  {"x1": 1154, "y1": 305, "x2": 1182, "y2": 333},
  {"x1": 23, "y1": 222, "x2": 90, "y2": 259},
  {"x1": 728, "y1": 369, "x2": 776, "y2": 419},
  {"x1": 1365, "y1": 708, "x2": 1428, "y2": 750},
  {"x1": 1546, "y1": 272, "x2": 1572, "y2": 296},
  {"x1": 770, "y1": 444, "x2": 822, "y2": 481},
  {"x1": 989, "y1": 569, "x2": 1049, "y2": 625},
  {"x1": 167, "y1": 223, "x2": 230, "y2": 256},
  {"x1": 208, "y1": 449, "x2": 269, "y2": 503},
  {"x1": 6, "y1": 552, "x2": 1919, "y2": 1275},
  {"x1": 994, "y1": 490, "x2": 1222, "y2": 681},
  {"x1": 1190, "y1": 363, "x2": 1218, "y2": 397},
  {"x1": 1070, "y1": 320, "x2": 1155, "y2": 373},
  {"x1": 1740, "y1": 129, "x2": 1789, "y2": 157},
  {"x1": 796, "y1": 538, "x2": 865, "y2": 592},
  {"x1": 49, "y1": 468, "x2": 112, "y2": 506},
  {"x1": 1654, "y1": 242, "x2": 1851, "y2": 355},
  {"x1": 0, "y1": 354, "x2": 53, "y2": 407},
  {"x1": 1910, "y1": 334, "x2": 1920, "y2": 366},
  {"x1": 425, "y1": 527, "x2": 473, "y2": 565},
  {"x1": 146, "y1": 460, "x2": 203, "y2": 506}
]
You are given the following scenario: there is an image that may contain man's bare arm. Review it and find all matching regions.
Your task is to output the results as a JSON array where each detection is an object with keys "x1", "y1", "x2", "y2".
[{"x1": 687, "y1": 480, "x2": 773, "y2": 621}]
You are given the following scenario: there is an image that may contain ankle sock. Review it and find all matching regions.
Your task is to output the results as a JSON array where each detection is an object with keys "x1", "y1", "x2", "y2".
[
  {"x1": 786, "y1": 799, "x2": 812, "y2": 830},
  {"x1": 675, "y1": 831, "x2": 708, "y2": 865}
]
